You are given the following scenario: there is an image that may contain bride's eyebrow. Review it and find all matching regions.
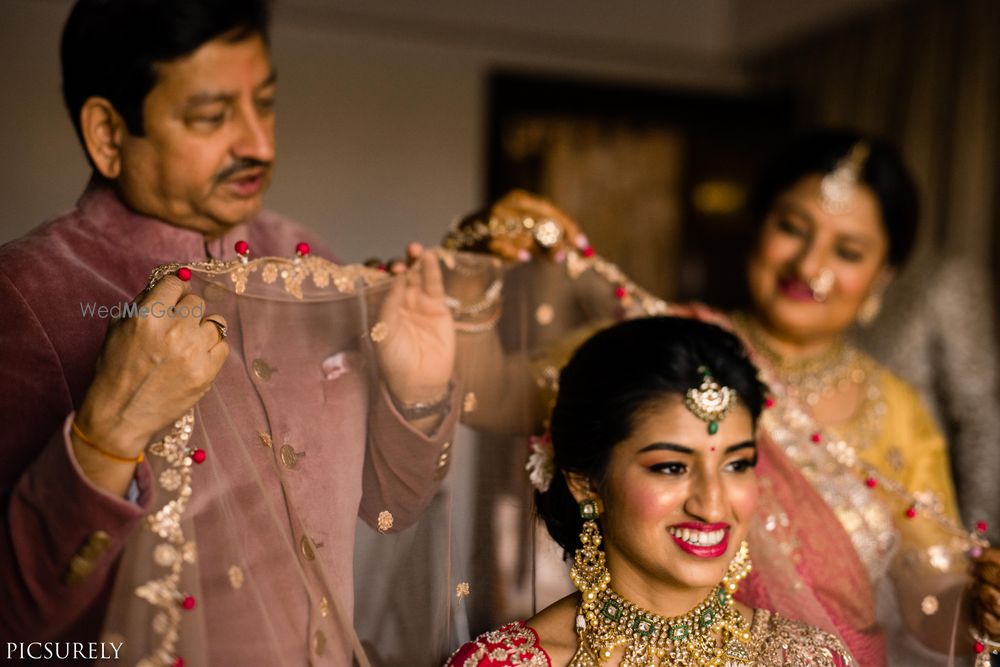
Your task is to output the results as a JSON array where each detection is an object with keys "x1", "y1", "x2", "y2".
[
  {"x1": 637, "y1": 442, "x2": 692, "y2": 454},
  {"x1": 637, "y1": 441, "x2": 756, "y2": 455}
]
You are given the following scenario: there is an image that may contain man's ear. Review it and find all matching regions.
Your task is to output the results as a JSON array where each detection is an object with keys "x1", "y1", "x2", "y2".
[{"x1": 80, "y1": 96, "x2": 126, "y2": 179}]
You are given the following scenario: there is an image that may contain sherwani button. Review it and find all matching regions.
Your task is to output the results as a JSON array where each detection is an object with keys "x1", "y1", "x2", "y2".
[
  {"x1": 252, "y1": 358, "x2": 276, "y2": 380},
  {"x1": 280, "y1": 445, "x2": 300, "y2": 469},
  {"x1": 312, "y1": 629, "x2": 326, "y2": 655},
  {"x1": 86, "y1": 530, "x2": 112, "y2": 557},
  {"x1": 300, "y1": 535, "x2": 317, "y2": 561}
]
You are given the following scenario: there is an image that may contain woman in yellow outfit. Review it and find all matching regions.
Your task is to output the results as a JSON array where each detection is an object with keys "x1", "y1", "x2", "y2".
[{"x1": 444, "y1": 130, "x2": 999, "y2": 666}]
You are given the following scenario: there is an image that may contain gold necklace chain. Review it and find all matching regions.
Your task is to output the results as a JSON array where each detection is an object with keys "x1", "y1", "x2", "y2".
[
  {"x1": 732, "y1": 314, "x2": 868, "y2": 407},
  {"x1": 571, "y1": 540, "x2": 754, "y2": 667}
]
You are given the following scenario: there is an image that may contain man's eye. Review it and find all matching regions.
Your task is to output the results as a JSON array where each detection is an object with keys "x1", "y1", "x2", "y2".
[{"x1": 189, "y1": 112, "x2": 226, "y2": 127}]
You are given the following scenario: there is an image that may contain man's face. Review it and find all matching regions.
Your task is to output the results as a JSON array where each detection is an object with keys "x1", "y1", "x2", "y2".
[{"x1": 116, "y1": 33, "x2": 276, "y2": 236}]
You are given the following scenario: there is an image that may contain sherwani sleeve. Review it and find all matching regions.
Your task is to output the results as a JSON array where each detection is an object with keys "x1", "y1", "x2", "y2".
[
  {"x1": 358, "y1": 384, "x2": 459, "y2": 531},
  {"x1": 0, "y1": 271, "x2": 155, "y2": 640}
]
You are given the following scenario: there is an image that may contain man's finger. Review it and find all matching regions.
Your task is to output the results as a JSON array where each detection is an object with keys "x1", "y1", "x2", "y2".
[{"x1": 139, "y1": 274, "x2": 191, "y2": 308}]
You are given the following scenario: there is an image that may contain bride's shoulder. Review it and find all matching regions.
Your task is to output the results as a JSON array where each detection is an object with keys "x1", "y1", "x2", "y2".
[
  {"x1": 443, "y1": 595, "x2": 579, "y2": 667},
  {"x1": 443, "y1": 621, "x2": 551, "y2": 667},
  {"x1": 749, "y1": 609, "x2": 855, "y2": 666}
]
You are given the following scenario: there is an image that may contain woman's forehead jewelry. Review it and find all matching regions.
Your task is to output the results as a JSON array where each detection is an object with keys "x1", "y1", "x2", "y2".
[
  {"x1": 808, "y1": 268, "x2": 835, "y2": 302},
  {"x1": 685, "y1": 366, "x2": 737, "y2": 435},
  {"x1": 820, "y1": 141, "x2": 870, "y2": 214}
]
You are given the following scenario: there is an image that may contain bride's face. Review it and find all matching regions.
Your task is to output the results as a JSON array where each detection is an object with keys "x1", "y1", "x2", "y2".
[
  {"x1": 746, "y1": 174, "x2": 889, "y2": 343},
  {"x1": 597, "y1": 395, "x2": 757, "y2": 593}
]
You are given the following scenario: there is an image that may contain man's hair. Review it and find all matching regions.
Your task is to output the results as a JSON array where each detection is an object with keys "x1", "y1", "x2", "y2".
[{"x1": 60, "y1": 0, "x2": 271, "y2": 150}]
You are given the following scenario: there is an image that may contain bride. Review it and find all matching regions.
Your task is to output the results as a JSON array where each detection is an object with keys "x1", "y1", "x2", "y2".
[{"x1": 445, "y1": 317, "x2": 853, "y2": 666}]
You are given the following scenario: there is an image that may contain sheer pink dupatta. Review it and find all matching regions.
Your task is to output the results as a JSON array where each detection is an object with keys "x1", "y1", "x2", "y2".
[{"x1": 736, "y1": 429, "x2": 885, "y2": 666}]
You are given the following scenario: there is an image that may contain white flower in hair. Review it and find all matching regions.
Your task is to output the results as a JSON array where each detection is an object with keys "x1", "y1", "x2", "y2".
[{"x1": 526, "y1": 433, "x2": 555, "y2": 493}]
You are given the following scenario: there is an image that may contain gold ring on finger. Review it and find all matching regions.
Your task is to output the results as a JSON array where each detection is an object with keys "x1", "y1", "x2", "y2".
[{"x1": 205, "y1": 318, "x2": 227, "y2": 342}]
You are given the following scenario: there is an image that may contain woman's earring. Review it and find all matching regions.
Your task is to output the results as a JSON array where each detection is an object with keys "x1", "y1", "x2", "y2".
[
  {"x1": 722, "y1": 540, "x2": 753, "y2": 595},
  {"x1": 570, "y1": 499, "x2": 611, "y2": 605},
  {"x1": 857, "y1": 291, "x2": 882, "y2": 326}
]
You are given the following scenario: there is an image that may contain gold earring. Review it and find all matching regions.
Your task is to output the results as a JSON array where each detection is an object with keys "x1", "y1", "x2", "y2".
[
  {"x1": 722, "y1": 541, "x2": 753, "y2": 596},
  {"x1": 857, "y1": 292, "x2": 882, "y2": 326},
  {"x1": 569, "y1": 499, "x2": 611, "y2": 605}
]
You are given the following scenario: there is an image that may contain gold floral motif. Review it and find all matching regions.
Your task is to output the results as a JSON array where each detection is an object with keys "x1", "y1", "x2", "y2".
[
  {"x1": 370, "y1": 321, "x2": 388, "y2": 343},
  {"x1": 153, "y1": 543, "x2": 177, "y2": 567},
  {"x1": 134, "y1": 409, "x2": 196, "y2": 666},
  {"x1": 746, "y1": 610, "x2": 854, "y2": 665},
  {"x1": 446, "y1": 622, "x2": 549, "y2": 667},
  {"x1": 230, "y1": 262, "x2": 258, "y2": 294},
  {"x1": 456, "y1": 582, "x2": 471, "y2": 599},
  {"x1": 158, "y1": 469, "x2": 181, "y2": 491},
  {"x1": 261, "y1": 263, "x2": 278, "y2": 283},
  {"x1": 377, "y1": 510, "x2": 394, "y2": 533},
  {"x1": 144, "y1": 256, "x2": 390, "y2": 300},
  {"x1": 228, "y1": 565, "x2": 245, "y2": 589},
  {"x1": 151, "y1": 612, "x2": 170, "y2": 635},
  {"x1": 535, "y1": 303, "x2": 554, "y2": 325}
]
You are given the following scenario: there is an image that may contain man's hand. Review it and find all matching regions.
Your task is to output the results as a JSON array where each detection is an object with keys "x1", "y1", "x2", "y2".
[
  {"x1": 376, "y1": 244, "x2": 455, "y2": 425},
  {"x1": 72, "y1": 275, "x2": 229, "y2": 495}
]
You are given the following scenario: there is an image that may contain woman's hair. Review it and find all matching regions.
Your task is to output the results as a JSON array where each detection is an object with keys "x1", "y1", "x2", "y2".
[
  {"x1": 536, "y1": 316, "x2": 768, "y2": 556},
  {"x1": 751, "y1": 128, "x2": 919, "y2": 268}
]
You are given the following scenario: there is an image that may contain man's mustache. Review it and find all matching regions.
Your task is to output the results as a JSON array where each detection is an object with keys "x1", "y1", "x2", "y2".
[{"x1": 214, "y1": 158, "x2": 271, "y2": 185}]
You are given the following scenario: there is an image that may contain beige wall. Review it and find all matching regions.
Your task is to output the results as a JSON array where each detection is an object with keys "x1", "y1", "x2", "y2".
[{"x1": 0, "y1": 0, "x2": 754, "y2": 261}]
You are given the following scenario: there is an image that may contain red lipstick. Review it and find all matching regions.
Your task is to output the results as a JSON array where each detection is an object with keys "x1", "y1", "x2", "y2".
[
  {"x1": 667, "y1": 522, "x2": 730, "y2": 559},
  {"x1": 777, "y1": 276, "x2": 817, "y2": 302}
]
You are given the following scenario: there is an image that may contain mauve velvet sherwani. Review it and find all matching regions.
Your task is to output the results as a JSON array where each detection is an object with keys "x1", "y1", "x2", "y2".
[{"x1": 0, "y1": 179, "x2": 457, "y2": 664}]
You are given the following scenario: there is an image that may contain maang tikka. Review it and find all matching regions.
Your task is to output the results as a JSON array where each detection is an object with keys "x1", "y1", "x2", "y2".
[
  {"x1": 820, "y1": 141, "x2": 870, "y2": 214},
  {"x1": 685, "y1": 366, "x2": 736, "y2": 436}
]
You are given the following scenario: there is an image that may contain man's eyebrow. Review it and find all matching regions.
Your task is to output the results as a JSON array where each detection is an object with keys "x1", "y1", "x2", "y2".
[
  {"x1": 184, "y1": 70, "x2": 277, "y2": 109},
  {"x1": 255, "y1": 69, "x2": 277, "y2": 91}
]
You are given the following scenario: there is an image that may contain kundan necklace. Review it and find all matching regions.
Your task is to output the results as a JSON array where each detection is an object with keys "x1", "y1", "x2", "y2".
[
  {"x1": 732, "y1": 313, "x2": 869, "y2": 407},
  {"x1": 569, "y1": 513, "x2": 754, "y2": 667}
]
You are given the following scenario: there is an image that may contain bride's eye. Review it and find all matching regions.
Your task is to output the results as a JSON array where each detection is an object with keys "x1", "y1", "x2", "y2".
[
  {"x1": 724, "y1": 458, "x2": 757, "y2": 473},
  {"x1": 649, "y1": 462, "x2": 686, "y2": 476}
]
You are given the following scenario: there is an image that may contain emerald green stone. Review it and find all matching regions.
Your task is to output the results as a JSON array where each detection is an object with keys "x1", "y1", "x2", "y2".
[
  {"x1": 708, "y1": 421, "x2": 719, "y2": 435},
  {"x1": 669, "y1": 624, "x2": 689, "y2": 641},
  {"x1": 700, "y1": 608, "x2": 715, "y2": 627}
]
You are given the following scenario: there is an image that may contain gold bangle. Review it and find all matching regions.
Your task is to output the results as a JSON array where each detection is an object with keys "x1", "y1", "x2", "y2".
[{"x1": 71, "y1": 421, "x2": 144, "y2": 464}]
